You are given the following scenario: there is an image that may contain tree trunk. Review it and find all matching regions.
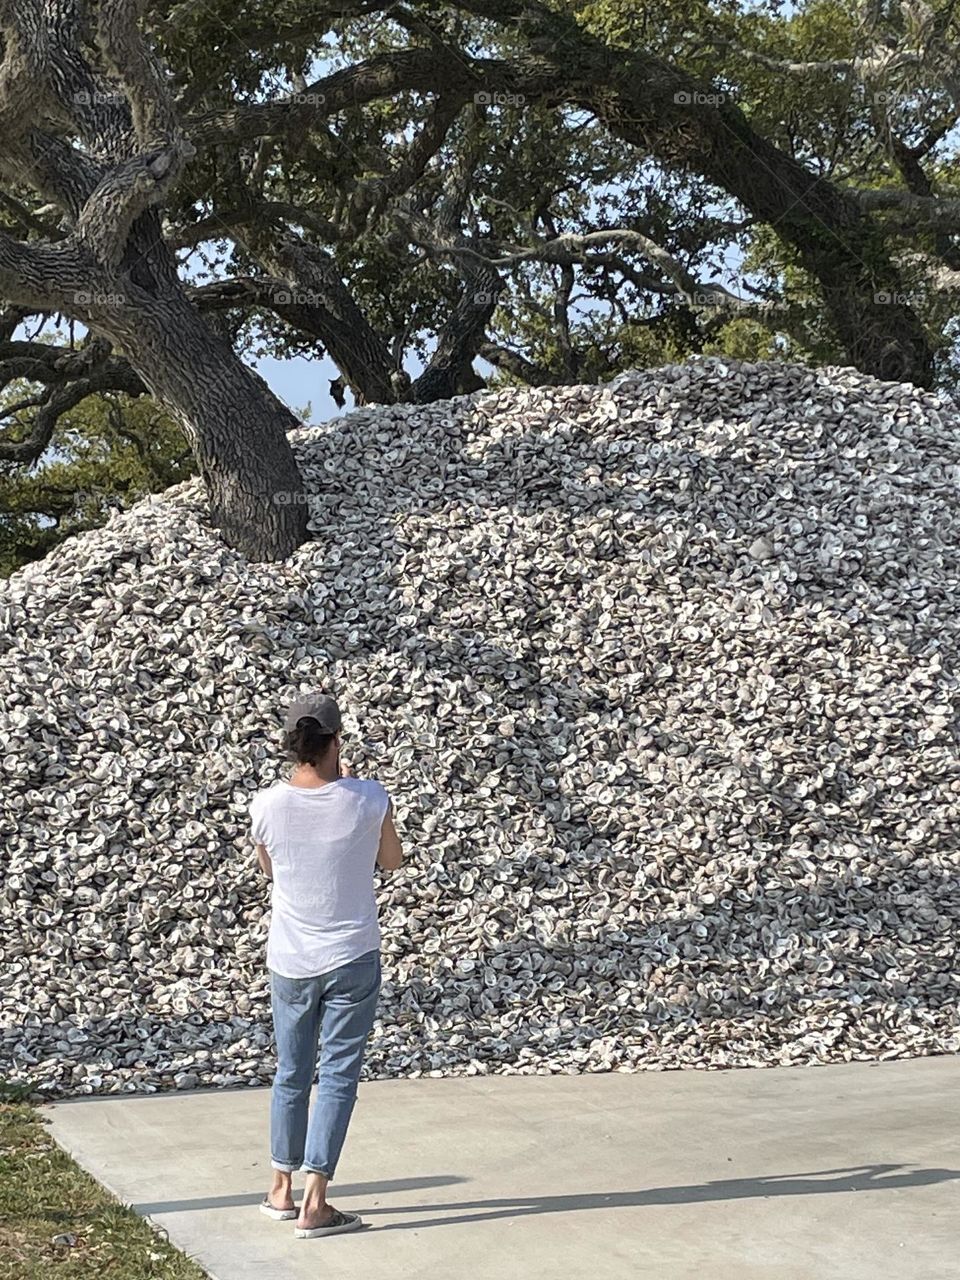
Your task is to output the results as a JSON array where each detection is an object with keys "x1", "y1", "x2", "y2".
[
  {"x1": 91, "y1": 289, "x2": 309, "y2": 560},
  {"x1": 253, "y1": 229, "x2": 400, "y2": 406},
  {"x1": 0, "y1": 4, "x2": 308, "y2": 561}
]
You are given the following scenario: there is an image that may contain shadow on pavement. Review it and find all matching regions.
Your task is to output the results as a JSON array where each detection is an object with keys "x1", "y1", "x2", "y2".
[
  {"x1": 135, "y1": 1163, "x2": 960, "y2": 1223},
  {"x1": 133, "y1": 1173, "x2": 467, "y2": 1214},
  {"x1": 358, "y1": 1164, "x2": 960, "y2": 1232}
]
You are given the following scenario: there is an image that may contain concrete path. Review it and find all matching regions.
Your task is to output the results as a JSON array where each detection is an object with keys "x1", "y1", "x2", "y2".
[{"x1": 44, "y1": 1057, "x2": 958, "y2": 1280}]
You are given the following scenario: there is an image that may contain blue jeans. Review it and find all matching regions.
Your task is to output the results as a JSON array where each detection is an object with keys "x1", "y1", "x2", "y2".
[{"x1": 269, "y1": 949, "x2": 381, "y2": 1180}]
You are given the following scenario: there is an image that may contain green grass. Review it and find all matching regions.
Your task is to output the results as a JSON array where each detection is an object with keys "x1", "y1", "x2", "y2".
[{"x1": 0, "y1": 1102, "x2": 208, "y2": 1280}]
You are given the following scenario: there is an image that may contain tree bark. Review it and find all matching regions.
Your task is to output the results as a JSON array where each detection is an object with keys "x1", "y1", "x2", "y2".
[
  {"x1": 0, "y1": 1, "x2": 312, "y2": 560},
  {"x1": 89, "y1": 287, "x2": 309, "y2": 560}
]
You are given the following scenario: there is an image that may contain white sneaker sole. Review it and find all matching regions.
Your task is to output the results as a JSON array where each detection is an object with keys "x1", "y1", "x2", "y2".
[
  {"x1": 294, "y1": 1213, "x2": 364, "y2": 1238},
  {"x1": 259, "y1": 1201, "x2": 298, "y2": 1221}
]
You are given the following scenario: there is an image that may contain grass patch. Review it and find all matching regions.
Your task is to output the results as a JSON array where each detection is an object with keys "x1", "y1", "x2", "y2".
[{"x1": 0, "y1": 1103, "x2": 208, "y2": 1280}]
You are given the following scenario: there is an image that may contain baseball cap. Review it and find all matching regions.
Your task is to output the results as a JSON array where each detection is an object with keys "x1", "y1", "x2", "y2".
[{"x1": 283, "y1": 693, "x2": 342, "y2": 735}]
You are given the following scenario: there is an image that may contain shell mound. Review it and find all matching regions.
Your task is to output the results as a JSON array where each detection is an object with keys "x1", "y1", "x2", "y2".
[{"x1": 2, "y1": 357, "x2": 960, "y2": 1097}]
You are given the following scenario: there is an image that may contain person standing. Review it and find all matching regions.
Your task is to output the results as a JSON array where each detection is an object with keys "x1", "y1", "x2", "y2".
[{"x1": 250, "y1": 693, "x2": 403, "y2": 1239}]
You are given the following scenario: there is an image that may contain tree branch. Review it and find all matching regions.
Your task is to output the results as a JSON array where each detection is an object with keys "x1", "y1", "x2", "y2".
[
  {"x1": 0, "y1": 190, "x2": 63, "y2": 239},
  {"x1": 188, "y1": 48, "x2": 560, "y2": 150},
  {"x1": 0, "y1": 350, "x2": 147, "y2": 463},
  {"x1": 847, "y1": 186, "x2": 960, "y2": 230},
  {"x1": 386, "y1": 200, "x2": 502, "y2": 402},
  {"x1": 96, "y1": 0, "x2": 181, "y2": 150},
  {"x1": 478, "y1": 341, "x2": 561, "y2": 386},
  {"x1": 703, "y1": 40, "x2": 921, "y2": 78},
  {"x1": 169, "y1": 201, "x2": 340, "y2": 250},
  {"x1": 76, "y1": 148, "x2": 188, "y2": 269},
  {"x1": 345, "y1": 91, "x2": 470, "y2": 237},
  {"x1": 0, "y1": 231, "x2": 94, "y2": 309},
  {"x1": 0, "y1": 336, "x2": 142, "y2": 392}
]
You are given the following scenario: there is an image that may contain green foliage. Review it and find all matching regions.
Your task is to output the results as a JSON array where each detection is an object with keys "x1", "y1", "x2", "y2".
[
  {"x1": 0, "y1": 390, "x2": 193, "y2": 578},
  {"x1": 701, "y1": 316, "x2": 787, "y2": 363}
]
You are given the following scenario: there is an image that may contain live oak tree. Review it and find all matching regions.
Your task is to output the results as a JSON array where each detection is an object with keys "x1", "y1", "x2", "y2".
[{"x1": 0, "y1": 0, "x2": 957, "y2": 560}]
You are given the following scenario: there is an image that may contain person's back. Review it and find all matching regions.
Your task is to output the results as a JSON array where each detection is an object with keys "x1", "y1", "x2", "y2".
[
  {"x1": 250, "y1": 691, "x2": 403, "y2": 1239},
  {"x1": 251, "y1": 776, "x2": 389, "y2": 978}
]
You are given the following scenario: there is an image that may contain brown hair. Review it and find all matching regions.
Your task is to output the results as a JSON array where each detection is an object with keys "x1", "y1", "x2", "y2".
[{"x1": 283, "y1": 715, "x2": 336, "y2": 767}]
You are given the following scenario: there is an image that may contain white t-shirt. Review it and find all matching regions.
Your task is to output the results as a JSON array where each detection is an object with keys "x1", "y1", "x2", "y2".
[{"x1": 249, "y1": 777, "x2": 390, "y2": 978}]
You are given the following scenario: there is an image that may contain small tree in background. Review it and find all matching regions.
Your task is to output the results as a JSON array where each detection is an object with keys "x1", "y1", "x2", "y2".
[{"x1": 0, "y1": 383, "x2": 194, "y2": 576}]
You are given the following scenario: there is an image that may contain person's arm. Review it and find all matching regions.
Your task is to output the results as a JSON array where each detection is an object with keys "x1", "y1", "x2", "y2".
[
  {"x1": 255, "y1": 841, "x2": 273, "y2": 880},
  {"x1": 376, "y1": 799, "x2": 403, "y2": 871},
  {"x1": 250, "y1": 793, "x2": 273, "y2": 880}
]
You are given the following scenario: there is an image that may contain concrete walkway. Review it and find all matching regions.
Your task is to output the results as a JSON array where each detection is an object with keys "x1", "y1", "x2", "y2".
[{"x1": 44, "y1": 1057, "x2": 958, "y2": 1280}]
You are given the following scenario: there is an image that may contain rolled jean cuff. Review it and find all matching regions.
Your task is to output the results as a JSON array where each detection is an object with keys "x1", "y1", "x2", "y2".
[
  {"x1": 303, "y1": 1166, "x2": 333, "y2": 1179},
  {"x1": 271, "y1": 1159, "x2": 300, "y2": 1172}
]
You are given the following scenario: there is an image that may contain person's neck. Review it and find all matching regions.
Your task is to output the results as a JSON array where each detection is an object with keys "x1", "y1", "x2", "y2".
[{"x1": 290, "y1": 760, "x2": 339, "y2": 788}]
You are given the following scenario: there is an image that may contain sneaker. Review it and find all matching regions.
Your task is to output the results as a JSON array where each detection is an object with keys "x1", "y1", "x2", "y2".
[{"x1": 294, "y1": 1208, "x2": 364, "y2": 1238}]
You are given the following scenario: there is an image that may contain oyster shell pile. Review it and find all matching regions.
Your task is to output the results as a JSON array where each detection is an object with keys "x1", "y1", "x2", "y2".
[{"x1": 2, "y1": 356, "x2": 959, "y2": 1097}]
